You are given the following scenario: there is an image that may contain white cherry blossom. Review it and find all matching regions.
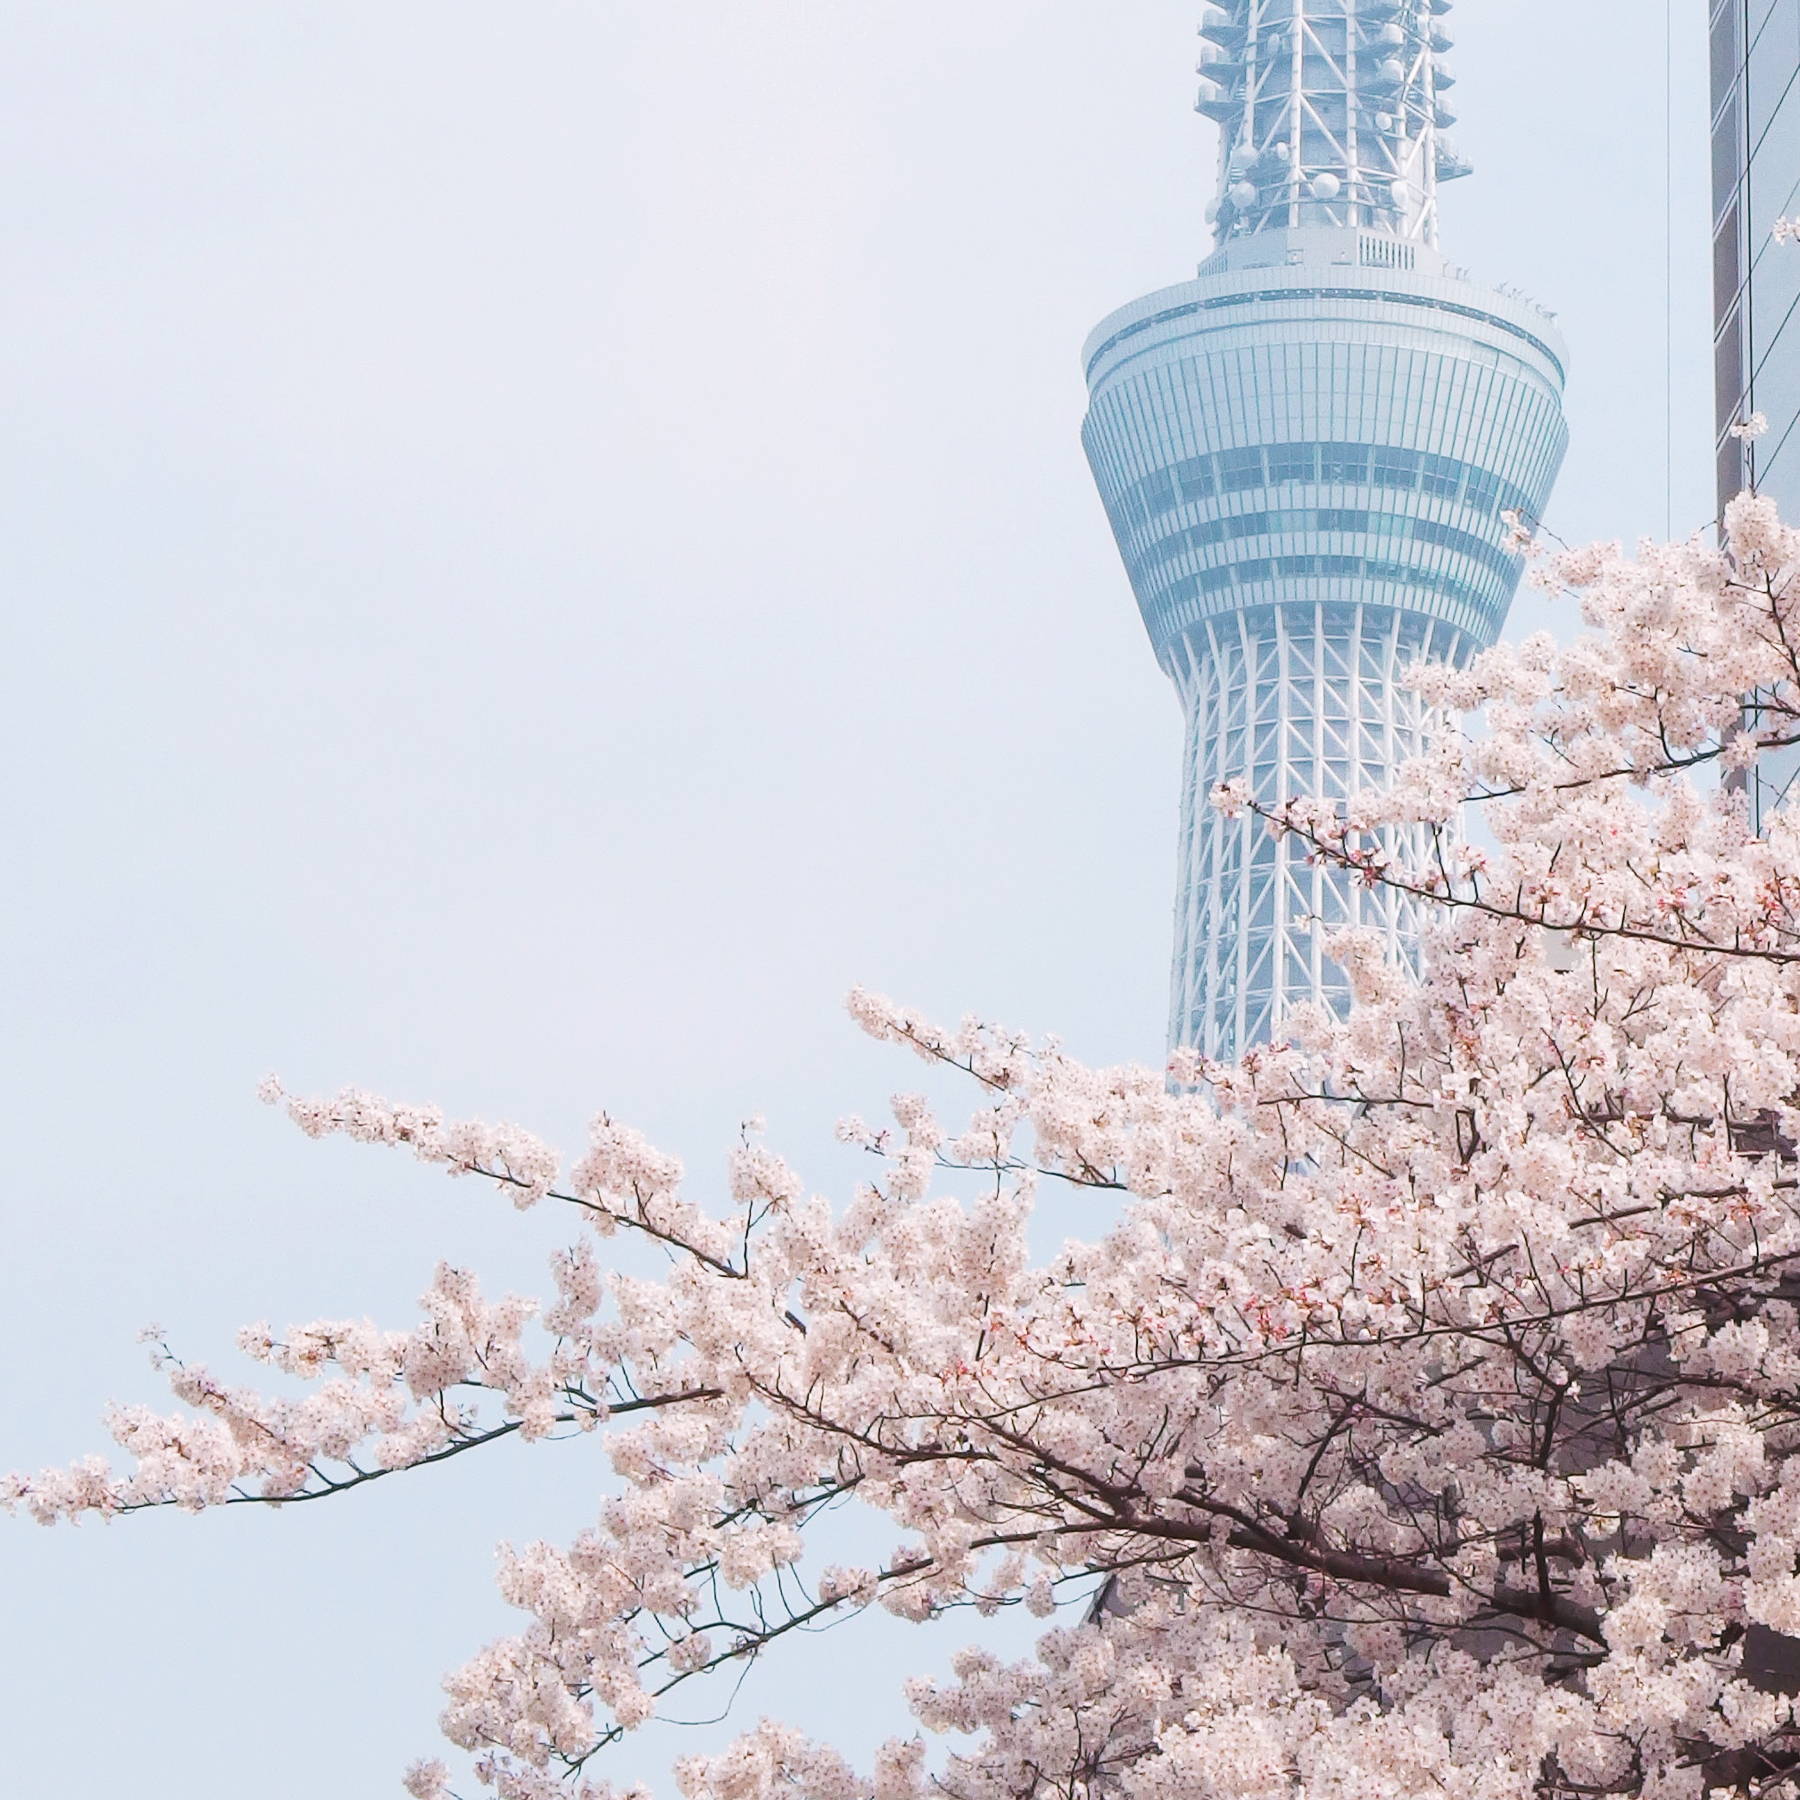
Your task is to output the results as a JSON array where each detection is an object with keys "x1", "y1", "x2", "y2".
[{"x1": 18, "y1": 501, "x2": 1800, "y2": 1796}]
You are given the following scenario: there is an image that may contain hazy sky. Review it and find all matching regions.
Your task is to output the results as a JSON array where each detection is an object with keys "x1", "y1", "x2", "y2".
[{"x1": 0, "y1": 4, "x2": 1716, "y2": 1793}]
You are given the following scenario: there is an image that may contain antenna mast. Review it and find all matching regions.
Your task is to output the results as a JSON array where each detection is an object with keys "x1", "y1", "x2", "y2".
[{"x1": 1195, "y1": 0, "x2": 1468, "y2": 247}]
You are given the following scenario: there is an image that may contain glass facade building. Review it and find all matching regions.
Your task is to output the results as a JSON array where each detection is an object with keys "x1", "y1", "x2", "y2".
[
  {"x1": 1713, "y1": 0, "x2": 1800, "y2": 512},
  {"x1": 1712, "y1": 0, "x2": 1800, "y2": 822},
  {"x1": 1083, "y1": 0, "x2": 1568, "y2": 1060}
]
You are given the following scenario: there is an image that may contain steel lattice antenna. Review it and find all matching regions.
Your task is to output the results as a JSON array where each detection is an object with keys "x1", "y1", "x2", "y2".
[{"x1": 1196, "y1": 0, "x2": 1467, "y2": 249}]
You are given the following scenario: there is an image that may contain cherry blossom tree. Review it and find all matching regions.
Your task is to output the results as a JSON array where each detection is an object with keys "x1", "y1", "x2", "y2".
[{"x1": 16, "y1": 494, "x2": 1800, "y2": 1799}]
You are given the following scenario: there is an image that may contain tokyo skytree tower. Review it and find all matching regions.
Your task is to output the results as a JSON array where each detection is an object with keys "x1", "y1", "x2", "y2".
[{"x1": 1082, "y1": 0, "x2": 1567, "y2": 1060}]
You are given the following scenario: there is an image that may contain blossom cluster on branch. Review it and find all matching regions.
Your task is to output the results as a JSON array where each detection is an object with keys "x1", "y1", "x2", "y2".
[{"x1": 16, "y1": 495, "x2": 1800, "y2": 1799}]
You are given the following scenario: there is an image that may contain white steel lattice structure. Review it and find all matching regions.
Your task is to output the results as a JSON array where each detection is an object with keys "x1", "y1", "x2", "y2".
[
  {"x1": 1197, "y1": 0, "x2": 1465, "y2": 246},
  {"x1": 1084, "y1": 0, "x2": 1568, "y2": 1060}
]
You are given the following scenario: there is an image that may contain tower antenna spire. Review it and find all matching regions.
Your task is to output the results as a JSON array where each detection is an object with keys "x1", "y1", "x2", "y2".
[{"x1": 1196, "y1": 0, "x2": 1468, "y2": 248}]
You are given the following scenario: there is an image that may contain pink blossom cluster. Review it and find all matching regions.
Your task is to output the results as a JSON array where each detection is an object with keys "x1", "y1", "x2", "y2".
[{"x1": 19, "y1": 499, "x2": 1800, "y2": 1796}]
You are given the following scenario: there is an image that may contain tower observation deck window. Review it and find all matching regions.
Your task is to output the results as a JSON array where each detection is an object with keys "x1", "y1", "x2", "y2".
[
  {"x1": 1320, "y1": 443, "x2": 1370, "y2": 482},
  {"x1": 1114, "y1": 443, "x2": 1539, "y2": 532},
  {"x1": 1141, "y1": 471, "x2": 1178, "y2": 515},
  {"x1": 1420, "y1": 453, "x2": 1462, "y2": 497},
  {"x1": 1462, "y1": 468, "x2": 1504, "y2": 513},
  {"x1": 1219, "y1": 448, "x2": 1266, "y2": 490},
  {"x1": 1267, "y1": 443, "x2": 1320, "y2": 483},
  {"x1": 1371, "y1": 449, "x2": 1420, "y2": 489},
  {"x1": 1173, "y1": 457, "x2": 1216, "y2": 502}
]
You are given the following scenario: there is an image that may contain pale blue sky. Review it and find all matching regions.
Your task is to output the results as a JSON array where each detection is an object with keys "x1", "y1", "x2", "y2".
[{"x1": 0, "y1": 4, "x2": 1714, "y2": 1793}]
